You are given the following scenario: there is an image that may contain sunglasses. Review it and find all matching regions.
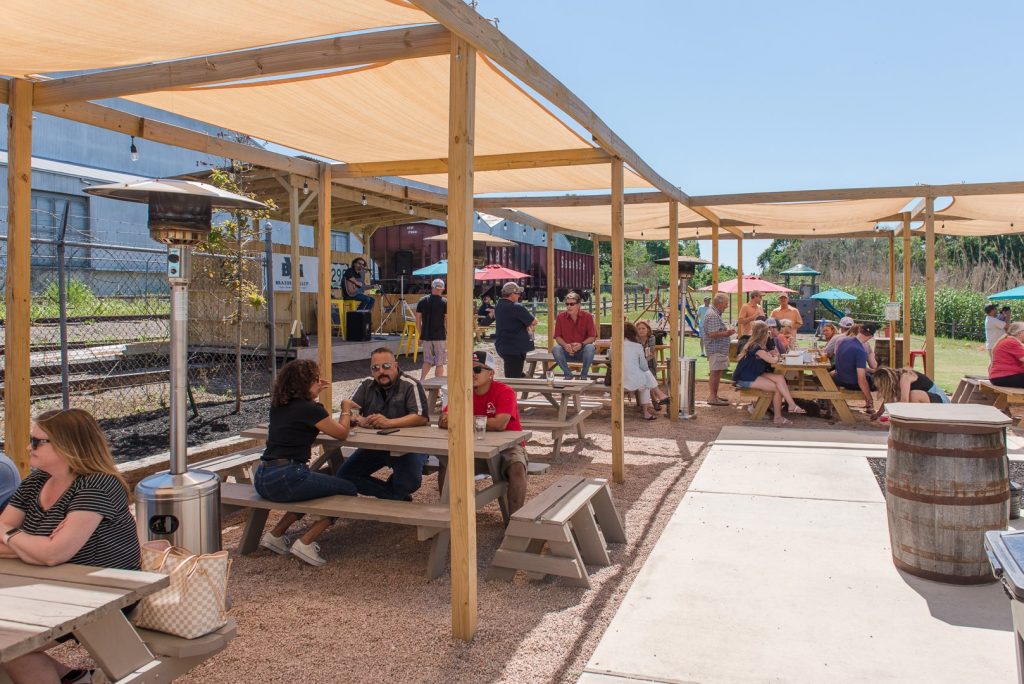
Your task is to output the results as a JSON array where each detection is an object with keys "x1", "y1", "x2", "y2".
[
  {"x1": 566, "y1": 300, "x2": 579, "y2": 306},
  {"x1": 29, "y1": 437, "x2": 51, "y2": 449},
  {"x1": 472, "y1": 366, "x2": 488, "y2": 374},
  {"x1": 370, "y1": 363, "x2": 395, "y2": 372}
]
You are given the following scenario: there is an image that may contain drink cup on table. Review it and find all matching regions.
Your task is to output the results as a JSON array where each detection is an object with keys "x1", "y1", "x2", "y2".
[{"x1": 474, "y1": 416, "x2": 487, "y2": 440}]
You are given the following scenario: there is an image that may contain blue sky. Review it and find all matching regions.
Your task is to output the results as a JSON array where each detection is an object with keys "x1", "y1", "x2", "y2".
[{"x1": 477, "y1": 0, "x2": 1024, "y2": 272}]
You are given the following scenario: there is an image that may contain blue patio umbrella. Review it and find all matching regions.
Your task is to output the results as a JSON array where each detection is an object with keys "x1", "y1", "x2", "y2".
[
  {"x1": 810, "y1": 288, "x2": 857, "y2": 301},
  {"x1": 989, "y1": 285, "x2": 1024, "y2": 300},
  {"x1": 411, "y1": 260, "x2": 483, "y2": 277}
]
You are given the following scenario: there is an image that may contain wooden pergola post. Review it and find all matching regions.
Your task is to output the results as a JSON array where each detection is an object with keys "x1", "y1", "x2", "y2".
[
  {"x1": 5, "y1": 79, "x2": 33, "y2": 474},
  {"x1": 736, "y1": 235, "x2": 744, "y2": 309},
  {"x1": 592, "y1": 236, "x2": 601, "y2": 316},
  {"x1": 289, "y1": 179, "x2": 302, "y2": 334},
  {"x1": 546, "y1": 227, "x2": 555, "y2": 350},
  {"x1": 711, "y1": 223, "x2": 720, "y2": 296},
  {"x1": 888, "y1": 230, "x2": 896, "y2": 364},
  {"x1": 447, "y1": 33, "x2": 477, "y2": 641},
  {"x1": 316, "y1": 163, "x2": 333, "y2": 409},
  {"x1": 924, "y1": 197, "x2": 936, "y2": 378},
  {"x1": 902, "y1": 213, "x2": 912, "y2": 367},
  {"x1": 668, "y1": 202, "x2": 680, "y2": 420},
  {"x1": 610, "y1": 158, "x2": 625, "y2": 484}
]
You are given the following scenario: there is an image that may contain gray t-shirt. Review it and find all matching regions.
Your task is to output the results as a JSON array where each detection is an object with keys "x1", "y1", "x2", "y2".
[
  {"x1": 0, "y1": 452, "x2": 20, "y2": 511},
  {"x1": 986, "y1": 315, "x2": 1006, "y2": 349}
]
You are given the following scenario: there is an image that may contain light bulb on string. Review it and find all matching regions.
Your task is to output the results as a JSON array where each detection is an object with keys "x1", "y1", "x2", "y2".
[
  {"x1": 408, "y1": 205, "x2": 415, "y2": 215},
  {"x1": 361, "y1": 194, "x2": 367, "y2": 206},
  {"x1": 129, "y1": 136, "x2": 138, "y2": 162},
  {"x1": 302, "y1": 180, "x2": 309, "y2": 196}
]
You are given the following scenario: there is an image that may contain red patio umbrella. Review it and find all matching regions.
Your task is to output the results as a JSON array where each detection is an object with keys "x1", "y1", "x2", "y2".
[
  {"x1": 698, "y1": 274, "x2": 795, "y2": 293},
  {"x1": 473, "y1": 264, "x2": 531, "y2": 281}
]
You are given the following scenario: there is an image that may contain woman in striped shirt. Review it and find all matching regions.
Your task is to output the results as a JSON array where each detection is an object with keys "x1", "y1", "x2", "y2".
[{"x1": 0, "y1": 408, "x2": 140, "y2": 684}]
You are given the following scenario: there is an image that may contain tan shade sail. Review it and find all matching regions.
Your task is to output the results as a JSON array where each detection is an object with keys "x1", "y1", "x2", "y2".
[
  {"x1": 0, "y1": 0, "x2": 433, "y2": 76},
  {"x1": 941, "y1": 195, "x2": 1024, "y2": 224},
  {"x1": 708, "y1": 198, "x2": 915, "y2": 233},
  {"x1": 503, "y1": 201, "x2": 704, "y2": 237},
  {"x1": 127, "y1": 55, "x2": 649, "y2": 193}
]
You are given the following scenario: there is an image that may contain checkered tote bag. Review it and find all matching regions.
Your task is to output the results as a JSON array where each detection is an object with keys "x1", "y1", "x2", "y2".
[{"x1": 130, "y1": 540, "x2": 231, "y2": 639}]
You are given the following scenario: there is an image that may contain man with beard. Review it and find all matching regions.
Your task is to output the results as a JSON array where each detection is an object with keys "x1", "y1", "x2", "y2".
[{"x1": 337, "y1": 348, "x2": 430, "y2": 500}]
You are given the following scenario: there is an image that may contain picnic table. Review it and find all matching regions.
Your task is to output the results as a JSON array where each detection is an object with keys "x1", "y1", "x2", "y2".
[
  {"x1": 0, "y1": 558, "x2": 234, "y2": 683},
  {"x1": 738, "y1": 361, "x2": 858, "y2": 424},
  {"x1": 421, "y1": 377, "x2": 597, "y2": 461},
  {"x1": 524, "y1": 349, "x2": 610, "y2": 379}
]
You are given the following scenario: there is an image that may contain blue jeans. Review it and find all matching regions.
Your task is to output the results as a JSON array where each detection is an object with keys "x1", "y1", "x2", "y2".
[
  {"x1": 254, "y1": 462, "x2": 357, "y2": 502},
  {"x1": 551, "y1": 343, "x2": 596, "y2": 378},
  {"x1": 347, "y1": 293, "x2": 375, "y2": 311},
  {"x1": 336, "y1": 449, "x2": 428, "y2": 500}
]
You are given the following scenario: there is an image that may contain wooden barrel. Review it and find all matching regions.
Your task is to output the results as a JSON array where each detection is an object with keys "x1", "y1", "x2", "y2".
[{"x1": 886, "y1": 410, "x2": 1009, "y2": 584}]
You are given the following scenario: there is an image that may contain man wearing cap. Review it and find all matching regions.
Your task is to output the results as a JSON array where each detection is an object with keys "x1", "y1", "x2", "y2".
[
  {"x1": 834, "y1": 322, "x2": 876, "y2": 413},
  {"x1": 696, "y1": 296, "x2": 712, "y2": 356},
  {"x1": 770, "y1": 294, "x2": 803, "y2": 329},
  {"x1": 495, "y1": 282, "x2": 538, "y2": 378},
  {"x1": 438, "y1": 351, "x2": 528, "y2": 513},
  {"x1": 416, "y1": 279, "x2": 448, "y2": 379},
  {"x1": 551, "y1": 291, "x2": 597, "y2": 379}
]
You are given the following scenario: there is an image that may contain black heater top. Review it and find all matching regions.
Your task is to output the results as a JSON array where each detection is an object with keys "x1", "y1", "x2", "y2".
[{"x1": 654, "y1": 254, "x2": 712, "y2": 279}]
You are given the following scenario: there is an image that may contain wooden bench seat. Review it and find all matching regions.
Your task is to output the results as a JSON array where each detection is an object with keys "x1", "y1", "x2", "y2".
[
  {"x1": 189, "y1": 447, "x2": 264, "y2": 483},
  {"x1": 737, "y1": 387, "x2": 866, "y2": 402},
  {"x1": 489, "y1": 475, "x2": 625, "y2": 587},
  {"x1": 136, "y1": 618, "x2": 237, "y2": 660},
  {"x1": 220, "y1": 482, "x2": 453, "y2": 578},
  {"x1": 952, "y1": 375, "x2": 992, "y2": 404},
  {"x1": 517, "y1": 398, "x2": 604, "y2": 411},
  {"x1": 978, "y1": 381, "x2": 1024, "y2": 424}
]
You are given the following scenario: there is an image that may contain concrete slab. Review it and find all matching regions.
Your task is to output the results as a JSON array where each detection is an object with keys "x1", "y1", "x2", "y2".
[{"x1": 580, "y1": 426, "x2": 1017, "y2": 684}]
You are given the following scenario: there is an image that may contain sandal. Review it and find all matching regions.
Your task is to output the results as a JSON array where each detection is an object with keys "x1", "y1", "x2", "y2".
[
  {"x1": 788, "y1": 404, "x2": 807, "y2": 415},
  {"x1": 707, "y1": 398, "x2": 730, "y2": 406},
  {"x1": 774, "y1": 417, "x2": 793, "y2": 427},
  {"x1": 643, "y1": 412, "x2": 658, "y2": 421}
]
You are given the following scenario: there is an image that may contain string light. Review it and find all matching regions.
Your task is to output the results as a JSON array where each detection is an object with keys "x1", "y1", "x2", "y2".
[
  {"x1": 302, "y1": 180, "x2": 309, "y2": 196},
  {"x1": 129, "y1": 136, "x2": 138, "y2": 162},
  {"x1": 408, "y1": 204, "x2": 415, "y2": 215},
  {"x1": 361, "y1": 194, "x2": 368, "y2": 206}
]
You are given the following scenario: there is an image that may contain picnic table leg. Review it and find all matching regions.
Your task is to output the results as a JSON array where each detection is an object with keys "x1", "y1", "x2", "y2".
[
  {"x1": 590, "y1": 484, "x2": 626, "y2": 543},
  {"x1": 812, "y1": 368, "x2": 856, "y2": 424},
  {"x1": 571, "y1": 503, "x2": 610, "y2": 566},
  {"x1": 487, "y1": 535, "x2": 546, "y2": 581},
  {"x1": 238, "y1": 508, "x2": 270, "y2": 555},
  {"x1": 750, "y1": 394, "x2": 772, "y2": 420},
  {"x1": 485, "y1": 454, "x2": 511, "y2": 525},
  {"x1": 75, "y1": 609, "x2": 156, "y2": 682},
  {"x1": 426, "y1": 529, "x2": 450, "y2": 579}
]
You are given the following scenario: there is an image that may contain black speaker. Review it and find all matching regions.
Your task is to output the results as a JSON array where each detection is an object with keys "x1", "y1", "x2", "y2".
[
  {"x1": 394, "y1": 250, "x2": 414, "y2": 276},
  {"x1": 345, "y1": 310, "x2": 372, "y2": 342}
]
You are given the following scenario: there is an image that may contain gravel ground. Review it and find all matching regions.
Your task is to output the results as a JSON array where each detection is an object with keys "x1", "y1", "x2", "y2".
[{"x1": 55, "y1": 351, "x2": 884, "y2": 683}]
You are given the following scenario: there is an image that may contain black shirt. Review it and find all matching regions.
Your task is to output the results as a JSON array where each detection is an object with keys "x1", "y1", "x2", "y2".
[
  {"x1": 416, "y1": 294, "x2": 447, "y2": 341},
  {"x1": 351, "y1": 372, "x2": 429, "y2": 420},
  {"x1": 494, "y1": 298, "x2": 536, "y2": 356},
  {"x1": 263, "y1": 399, "x2": 329, "y2": 463},
  {"x1": 342, "y1": 267, "x2": 365, "y2": 299},
  {"x1": 9, "y1": 471, "x2": 141, "y2": 570}
]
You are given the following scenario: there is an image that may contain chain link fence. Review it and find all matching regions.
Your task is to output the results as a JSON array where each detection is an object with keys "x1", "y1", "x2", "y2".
[{"x1": 0, "y1": 208, "x2": 274, "y2": 442}]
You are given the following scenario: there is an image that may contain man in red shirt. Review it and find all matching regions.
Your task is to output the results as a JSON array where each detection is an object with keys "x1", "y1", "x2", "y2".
[
  {"x1": 439, "y1": 351, "x2": 529, "y2": 512},
  {"x1": 552, "y1": 291, "x2": 598, "y2": 379}
]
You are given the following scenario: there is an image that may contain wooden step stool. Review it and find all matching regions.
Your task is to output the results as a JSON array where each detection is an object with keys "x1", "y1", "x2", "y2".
[{"x1": 488, "y1": 475, "x2": 625, "y2": 588}]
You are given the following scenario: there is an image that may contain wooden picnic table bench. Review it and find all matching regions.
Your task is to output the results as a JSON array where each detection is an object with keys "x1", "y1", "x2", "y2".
[
  {"x1": 738, "y1": 361, "x2": 858, "y2": 424},
  {"x1": 0, "y1": 558, "x2": 235, "y2": 683},
  {"x1": 977, "y1": 380, "x2": 1024, "y2": 426},
  {"x1": 524, "y1": 349, "x2": 610, "y2": 379}
]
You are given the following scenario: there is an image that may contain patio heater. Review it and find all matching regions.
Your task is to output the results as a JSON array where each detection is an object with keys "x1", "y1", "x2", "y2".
[
  {"x1": 85, "y1": 179, "x2": 265, "y2": 554},
  {"x1": 655, "y1": 255, "x2": 711, "y2": 420}
]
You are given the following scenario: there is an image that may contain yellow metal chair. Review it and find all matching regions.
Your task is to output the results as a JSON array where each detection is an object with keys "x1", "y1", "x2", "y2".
[
  {"x1": 331, "y1": 299, "x2": 360, "y2": 338},
  {"x1": 398, "y1": 301, "x2": 420, "y2": 362}
]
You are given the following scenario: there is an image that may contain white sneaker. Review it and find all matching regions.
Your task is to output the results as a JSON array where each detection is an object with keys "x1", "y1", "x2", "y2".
[
  {"x1": 259, "y1": 532, "x2": 291, "y2": 556},
  {"x1": 290, "y1": 539, "x2": 326, "y2": 566}
]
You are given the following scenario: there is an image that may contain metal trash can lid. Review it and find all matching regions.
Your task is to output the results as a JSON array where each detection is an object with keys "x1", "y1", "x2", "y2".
[{"x1": 984, "y1": 530, "x2": 1024, "y2": 600}]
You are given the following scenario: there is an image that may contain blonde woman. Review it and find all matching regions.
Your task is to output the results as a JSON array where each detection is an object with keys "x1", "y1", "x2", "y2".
[
  {"x1": 0, "y1": 409, "x2": 140, "y2": 684},
  {"x1": 733, "y1": 321, "x2": 806, "y2": 426},
  {"x1": 872, "y1": 366, "x2": 948, "y2": 419}
]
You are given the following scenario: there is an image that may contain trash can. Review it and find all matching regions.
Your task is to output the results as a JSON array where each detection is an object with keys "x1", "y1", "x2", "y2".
[
  {"x1": 984, "y1": 530, "x2": 1024, "y2": 683},
  {"x1": 135, "y1": 469, "x2": 222, "y2": 555},
  {"x1": 679, "y1": 356, "x2": 696, "y2": 419}
]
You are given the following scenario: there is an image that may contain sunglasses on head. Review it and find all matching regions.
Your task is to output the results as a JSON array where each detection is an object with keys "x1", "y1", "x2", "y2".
[
  {"x1": 29, "y1": 436, "x2": 51, "y2": 449},
  {"x1": 370, "y1": 362, "x2": 394, "y2": 372}
]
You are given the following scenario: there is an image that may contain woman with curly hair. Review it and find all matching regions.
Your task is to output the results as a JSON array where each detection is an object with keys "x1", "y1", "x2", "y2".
[
  {"x1": 871, "y1": 366, "x2": 948, "y2": 419},
  {"x1": 634, "y1": 320, "x2": 659, "y2": 374},
  {"x1": 0, "y1": 408, "x2": 139, "y2": 684},
  {"x1": 255, "y1": 359, "x2": 358, "y2": 566}
]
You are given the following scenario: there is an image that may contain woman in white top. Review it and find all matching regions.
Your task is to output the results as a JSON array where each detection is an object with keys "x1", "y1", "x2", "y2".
[
  {"x1": 986, "y1": 303, "x2": 1007, "y2": 358},
  {"x1": 623, "y1": 322, "x2": 669, "y2": 420}
]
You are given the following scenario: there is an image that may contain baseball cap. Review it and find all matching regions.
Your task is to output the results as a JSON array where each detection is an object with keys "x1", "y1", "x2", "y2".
[
  {"x1": 431, "y1": 278, "x2": 445, "y2": 290},
  {"x1": 838, "y1": 316, "x2": 855, "y2": 329},
  {"x1": 765, "y1": 318, "x2": 778, "y2": 328},
  {"x1": 472, "y1": 350, "x2": 497, "y2": 370},
  {"x1": 501, "y1": 282, "x2": 524, "y2": 296},
  {"x1": 860, "y1": 322, "x2": 877, "y2": 337}
]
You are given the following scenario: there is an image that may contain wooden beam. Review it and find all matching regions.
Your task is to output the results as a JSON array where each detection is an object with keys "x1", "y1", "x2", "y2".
[
  {"x1": 902, "y1": 214, "x2": 912, "y2": 368},
  {"x1": 474, "y1": 191, "x2": 666, "y2": 209},
  {"x1": 888, "y1": 231, "x2": 896, "y2": 365},
  {"x1": 546, "y1": 228, "x2": 555, "y2": 351},
  {"x1": 338, "y1": 175, "x2": 448, "y2": 206},
  {"x1": 711, "y1": 224, "x2": 720, "y2": 297},
  {"x1": 316, "y1": 164, "x2": 333, "y2": 410},
  {"x1": 336, "y1": 148, "x2": 609, "y2": 178},
  {"x1": 410, "y1": 0, "x2": 688, "y2": 205},
  {"x1": 5, "y1": 80, "x2": 32, "y2": 475},
  {"x1": 36, "y1": 100, "x2": 319, "y2": 177},
  {"x1": 610, "y1": 158, "x2": 625, "y2": 484},
  {"x1": 447, "y1": 33, "x2": 477, "y2": 642},
  {"x1": 330, "y1": 185, "x2": 448, "y2": 221},
  {"x1": 737, "y1": 236, "x2": 744, "y2": 305},
  {"x1": 0, "y1": 78, "x2": 8, "y2": 104},
  {"x1": 668, "y1": 202, "x2": 680, "y2": 421},
  {"x1": 592, "y1": 236, "x2": 601, "y2": 316},
  {"x1": 924, "y1": 197, "x2": 935, "y2": 379},
  {"x1": 288, "y1": 180, "x2": 302, "y2": 336},
  {"x1": 34, "y1": 25, "x2": 452, "y2": 106},
  {"x1": 689, "y1": 181, "x2": 1024, "y2": 206}
]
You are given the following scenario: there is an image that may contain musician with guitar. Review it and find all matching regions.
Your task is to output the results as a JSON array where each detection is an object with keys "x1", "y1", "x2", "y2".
[{"x1": 342, "y1": 257, "x2": 374, "y2": 311}]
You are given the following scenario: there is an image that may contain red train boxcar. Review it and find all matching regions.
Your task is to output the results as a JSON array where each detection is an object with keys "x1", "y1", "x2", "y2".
[{"x1": 370, "y1": 223, "x2": 594, "y2": 301}]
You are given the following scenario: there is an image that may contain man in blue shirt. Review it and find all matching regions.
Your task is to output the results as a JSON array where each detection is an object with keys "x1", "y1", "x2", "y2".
[
  {"x1": 834, "y1": 322, "x2": 876, "y2": 413},
  {"x1": 0, "y1": 451, "x2": 21, "y2": 511},
  {"x1": 696, "y1": 297, "x2": 712, "y2": 356}
]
